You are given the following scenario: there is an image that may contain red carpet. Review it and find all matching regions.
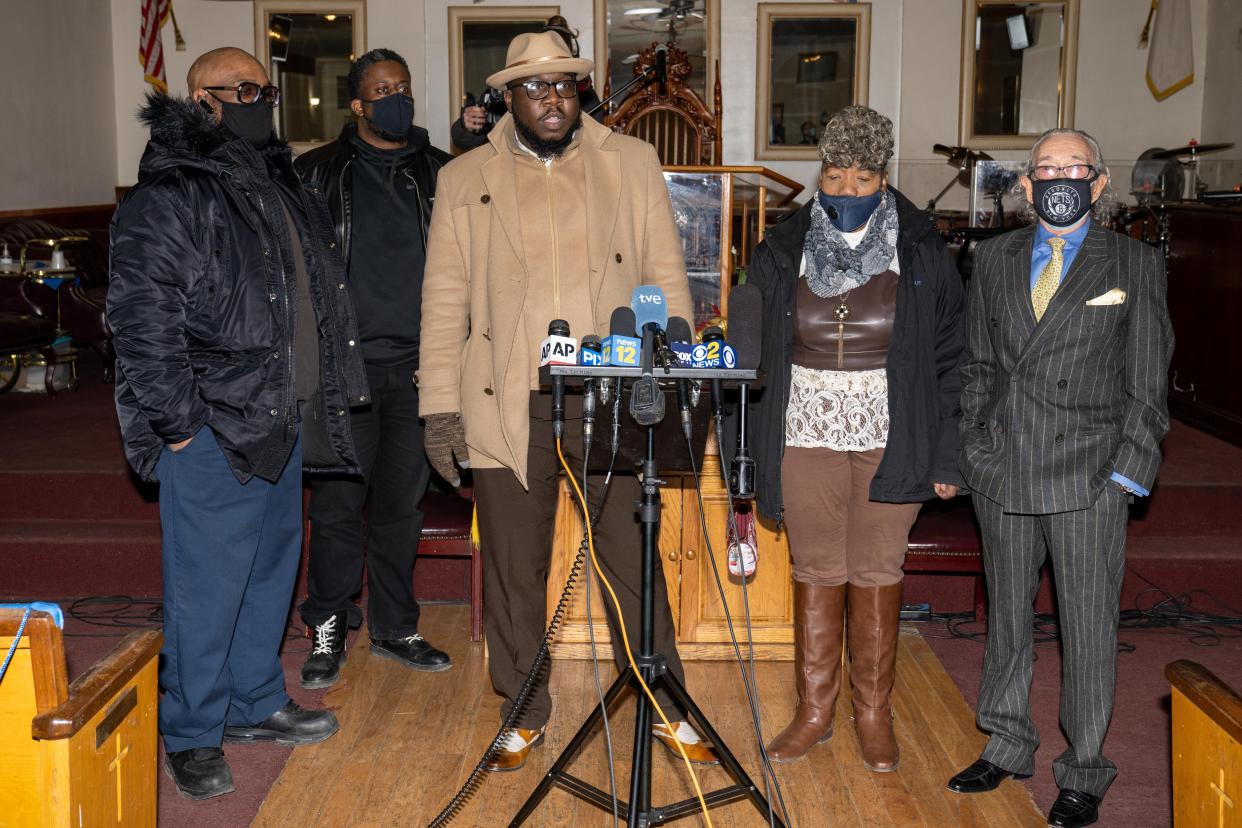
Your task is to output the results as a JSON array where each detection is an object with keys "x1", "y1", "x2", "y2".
[{"x1": 4, "y1": 362, "x2": 1242, "y2": 827}]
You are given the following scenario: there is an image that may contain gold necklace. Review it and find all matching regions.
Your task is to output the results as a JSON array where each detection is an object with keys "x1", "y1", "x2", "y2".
[{"x1": 833, "y1": 290, "x2": 853, "y2": 369}]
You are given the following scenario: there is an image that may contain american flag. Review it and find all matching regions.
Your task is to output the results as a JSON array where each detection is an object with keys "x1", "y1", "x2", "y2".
[{"x1": 139, "y1": 0, "x2": 172, "y2": 93}]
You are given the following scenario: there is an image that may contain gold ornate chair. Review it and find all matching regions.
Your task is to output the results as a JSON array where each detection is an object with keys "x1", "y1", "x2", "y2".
[{"x1": 603, "y1": 44, "x2": 721, "y2": 166}]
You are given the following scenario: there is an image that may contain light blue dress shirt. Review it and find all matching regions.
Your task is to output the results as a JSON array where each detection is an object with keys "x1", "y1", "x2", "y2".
[{"x1": 1029, "y1": 218, "x2": 1148, "y2": 496}]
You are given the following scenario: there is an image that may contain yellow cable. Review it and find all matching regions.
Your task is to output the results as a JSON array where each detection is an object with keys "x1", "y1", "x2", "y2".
[{"x1": 556, "y1": 438, "x2": 714, "y2": 828}]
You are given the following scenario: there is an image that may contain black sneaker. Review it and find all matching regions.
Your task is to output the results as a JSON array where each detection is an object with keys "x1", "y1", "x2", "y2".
[
  {"x1": 370, "y1": 633, "x2": 452, "y2": 672},
  {"x1": 164, "y1": 747, "x2": 235, "y2": 800},
  {"x1": 223, "y1": 700, "x2": 340, "y2": 746},
  {"x1": 301, "y1": 611, "x2": 348, "y2": 689}
]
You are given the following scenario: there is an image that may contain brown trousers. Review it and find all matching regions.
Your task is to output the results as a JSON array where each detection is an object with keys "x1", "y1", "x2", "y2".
[
  {"x1": 473, "y1": 394, "x2": 685, "y2": 729},
  {"x1": 781, "y1": 446, "x2": 921, "y2": 587}
]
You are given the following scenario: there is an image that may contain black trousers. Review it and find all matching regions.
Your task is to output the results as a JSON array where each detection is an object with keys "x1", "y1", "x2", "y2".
[
  {"x1": 473, "y1": 392, "x2": 686, "y2": 730},
  {"x1": 302, "y1": 360, "x2": 430, "y2": 640}
]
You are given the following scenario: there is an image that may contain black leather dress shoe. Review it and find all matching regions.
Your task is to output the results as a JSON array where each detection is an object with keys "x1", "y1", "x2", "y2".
[
  {"x1": 947, "y1": 758, "x2": 1025, "y2": 793},
  {"x1": 164, "y1": 747, "x2": 234, "y2": 800},
  {"x1": 223, "y1": 700, "x2": 339, "y2": 746},
  {"x1": 1047, "y1": 789, "x2": 1100, "y2": 827},
  {"x1": 370, "y1": 633, "x2": 452, "y2": 672}
]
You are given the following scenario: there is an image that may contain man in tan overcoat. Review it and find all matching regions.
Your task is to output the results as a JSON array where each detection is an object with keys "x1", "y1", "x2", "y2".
[{"x1": 417, "y1": 32, "x2": 717, "y2": 771}]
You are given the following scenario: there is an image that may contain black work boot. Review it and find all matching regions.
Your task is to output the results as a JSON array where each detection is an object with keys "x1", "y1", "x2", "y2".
[
  {"x1": 223, "y1": 700, "x2": 340, "y2": 746},
  {"x1": 370, "y1": 633, "x2": 452, "y2": 672},
  {"x1": 301, "y1": 610, "x2": 348, "y2": 689},
  {"x1": 164, "y1": 747, "x2": 235, "y2": 800}
]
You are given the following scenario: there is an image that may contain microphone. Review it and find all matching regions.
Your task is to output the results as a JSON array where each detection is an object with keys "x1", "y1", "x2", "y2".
[
  {"x1": 579, "y1": 334, "x2": 603, "y2": 450},
  {"x1": 654, "y1": 45, "x2": 668, "y2": 95},
  {"x1": 726, "y1": 284, "x2": 763, "y2": 499},
  {"x1": 543, "y1": 319, "x2": 574, "y2": 439},
  {"x1": 667, "y1": 316, "x2": 695, "y2": 440},
  {"x1": 631, "y1": 285, "x2": 675, "y2": 370},
  {"x1": 601, "y1": 307, "x2": 639, "y2": 406},
  {"x1": 629, "y1": 286, "x2": 669, "y2": 426}
]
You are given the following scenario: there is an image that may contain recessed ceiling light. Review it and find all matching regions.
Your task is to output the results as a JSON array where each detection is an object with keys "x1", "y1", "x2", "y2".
[{"x1": 324, "y1": 14, "x2": 336, "y2": 21}]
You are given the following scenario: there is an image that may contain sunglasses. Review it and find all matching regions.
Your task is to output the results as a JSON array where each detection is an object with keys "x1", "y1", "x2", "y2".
[{"x1": 204, "y1": 82, "x2": 282, "y2": 108}]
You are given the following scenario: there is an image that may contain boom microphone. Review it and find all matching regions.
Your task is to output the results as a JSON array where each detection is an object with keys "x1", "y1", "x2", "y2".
[
  {"x1": 655, "y1": 44, "x2": 668, "y2": 95},
  {"x1": 726, "y1": 284, "x2": 763, "y2": 499},
  {"x1": 579, "y1": 334, "x2": 603, "y2": 450},
  {"x1": 666, "y1": 316, "x2": 695, "y2": 440}
]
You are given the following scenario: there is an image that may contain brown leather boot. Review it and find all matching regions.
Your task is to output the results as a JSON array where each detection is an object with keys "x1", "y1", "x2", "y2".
[
  {"x1": 847, "y1": 582, "x2": 903, "y2": 772},
  {"x1": 766, "y1": 582, "x2": 847, "y2": 763}
]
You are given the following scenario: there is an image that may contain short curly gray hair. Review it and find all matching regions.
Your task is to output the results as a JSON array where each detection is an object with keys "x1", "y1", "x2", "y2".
[{"x1": 817, "y1": 105, "x2": 894, "y2": 172}]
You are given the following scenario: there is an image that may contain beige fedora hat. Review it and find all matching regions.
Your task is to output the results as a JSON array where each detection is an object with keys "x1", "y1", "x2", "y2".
[{"x1": 485, "y1": 30, "x2": 593, "y2": 90}]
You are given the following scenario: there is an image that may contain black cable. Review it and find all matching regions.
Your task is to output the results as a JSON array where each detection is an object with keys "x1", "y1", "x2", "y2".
[
  {"x1": 580, "y1": 449, "x2": 621, "y2": 828},
  {"x1": 682, "y1": 418, "x2": 792, "y2": 828},
  {"x1": 428, "y1": 427, "x2": 622, "y2": 828}
]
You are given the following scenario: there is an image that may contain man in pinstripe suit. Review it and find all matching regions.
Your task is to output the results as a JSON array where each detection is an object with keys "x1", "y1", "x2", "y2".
[{"x1": 948, "y1": 128, "x2": 1173, "y2": 828}]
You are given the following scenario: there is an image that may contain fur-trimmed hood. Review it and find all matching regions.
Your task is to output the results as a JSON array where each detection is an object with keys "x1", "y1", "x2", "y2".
[{"x1": 136, "y1": 92, "x2": 292, "y2": 182}]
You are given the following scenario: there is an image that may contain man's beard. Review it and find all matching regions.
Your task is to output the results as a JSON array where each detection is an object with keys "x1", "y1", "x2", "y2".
[{"x1": 513, "y1": 109, "x2": 582, "y2": 160}]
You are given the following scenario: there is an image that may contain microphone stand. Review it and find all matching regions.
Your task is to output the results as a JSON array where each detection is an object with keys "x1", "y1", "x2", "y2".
[
  {"x1": 511, "y1": 365, "x2": 784, "y2": 828},
  {"x1": 585, "y1": 64, "x2": 657, "y2": 118}
]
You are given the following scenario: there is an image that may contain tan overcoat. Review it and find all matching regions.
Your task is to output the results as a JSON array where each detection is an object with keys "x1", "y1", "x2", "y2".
[{"x1": 417, "y1": 113, "x2": 692, "y2": 487}]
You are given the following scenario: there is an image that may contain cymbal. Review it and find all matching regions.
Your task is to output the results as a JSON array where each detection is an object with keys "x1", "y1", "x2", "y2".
[
  {"x1": 933, "y1": 143, "x2": 994, "y2": 166},
  {"x1": 1152, "y1": 142, "x2": 1234, "y2": 159}
]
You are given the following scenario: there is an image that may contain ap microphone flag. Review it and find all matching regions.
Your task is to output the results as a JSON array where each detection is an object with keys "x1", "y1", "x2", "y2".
[{"x1": 539, "y1": 319, "x2": 579, "y2": 367}]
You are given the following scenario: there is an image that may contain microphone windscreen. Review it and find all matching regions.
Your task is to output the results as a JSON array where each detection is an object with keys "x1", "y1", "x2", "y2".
[
  {"x1": 666, "y1": 316, "x2": 692, "y2": 345},
  {"x1": 548, "y1": 319, "x2": 570, "y2": 336},
  {"x1": 727, "y1": 284, "x2": 763, "y2": 370},
  {"x1": 610, "y1": 306, "x2": 636, "y2": 337},
  {"x1": 701, "y1": 325, "x2": 723, "y2": 342},
  {"x1": 630, "y1": 285, "x2": 668, "y2": 334}
]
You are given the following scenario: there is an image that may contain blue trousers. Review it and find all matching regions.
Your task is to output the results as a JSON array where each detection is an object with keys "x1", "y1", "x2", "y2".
[{"x1": 156, "y1": 427, "x2": 302, "y2": 752}]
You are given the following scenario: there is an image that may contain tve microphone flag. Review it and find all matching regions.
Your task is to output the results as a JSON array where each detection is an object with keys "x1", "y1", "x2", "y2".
[{"x1": 630, "y1": 285, "x2": 668, "y2": 335}]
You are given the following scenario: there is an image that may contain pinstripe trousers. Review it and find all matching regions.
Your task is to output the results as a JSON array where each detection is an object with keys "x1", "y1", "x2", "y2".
[{"x1": 973, "y1": 487, "x2": 1129, "y2": 797}]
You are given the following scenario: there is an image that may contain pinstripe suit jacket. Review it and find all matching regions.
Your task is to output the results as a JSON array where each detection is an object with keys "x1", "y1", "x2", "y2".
[{"x1": 959, "y1": 222, "x2": 1173, "y2": 513}]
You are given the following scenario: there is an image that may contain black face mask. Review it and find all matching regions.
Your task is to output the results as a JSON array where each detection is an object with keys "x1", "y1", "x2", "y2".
[
  {"x1": 1032, "y1": 177, "x2": 1096, "y2": 227},
  {"x1": 219, "y1": 100, "x2": 273, "y2": 148},
  {"x1": 361, "y1": 93, "x2": 414, "y2": 142}
]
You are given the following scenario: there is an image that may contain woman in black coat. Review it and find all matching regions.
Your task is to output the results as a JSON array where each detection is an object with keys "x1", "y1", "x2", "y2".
[{"x1": 745, "y1": 105, "x2": 966, "y2": 770}]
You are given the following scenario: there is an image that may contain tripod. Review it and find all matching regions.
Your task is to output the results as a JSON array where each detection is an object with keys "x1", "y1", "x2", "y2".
[{"x1": 510, "y1": 382, "x2": 785, "y2": 827}]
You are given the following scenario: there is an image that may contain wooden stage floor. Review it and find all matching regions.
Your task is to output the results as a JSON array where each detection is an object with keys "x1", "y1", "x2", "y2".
[{"x1": 254, "y1": 605, "x2": 1044, "y2": 827}]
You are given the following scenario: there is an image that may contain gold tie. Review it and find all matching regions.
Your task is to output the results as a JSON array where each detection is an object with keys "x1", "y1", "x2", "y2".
[{"x1": 1031, "y1": 236, "x2": 1066, "y2": 322}]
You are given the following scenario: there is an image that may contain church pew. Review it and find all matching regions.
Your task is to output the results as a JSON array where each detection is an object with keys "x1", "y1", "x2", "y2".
[
  {"x1": 1, "y1": 608, "x2": 161, "y2": 828},
  {"x1": 1166, "y1": 659, "x2": 1242, "y2": 828}
]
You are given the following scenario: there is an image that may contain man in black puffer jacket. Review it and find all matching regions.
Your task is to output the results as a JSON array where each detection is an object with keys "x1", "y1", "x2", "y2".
[
  {"x1": 108, "y1": 47, "x2": 367, "y2": 801},
  {"x1": 293, "y1": 49, "x2": 454, "y2": 689}
]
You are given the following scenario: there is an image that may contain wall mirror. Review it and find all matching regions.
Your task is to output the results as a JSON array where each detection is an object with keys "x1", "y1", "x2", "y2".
[
  {"x1": 755, "y1": 3, "x2": 871, "y2": 161},
  {"x1": 594, "y1": 0, "x2": 720, "y2": 115},
  {"x1": 959, "y1": 0, "x2": 1079, "y2": 149},
  {"x1": 253, "y1": 1, "x2": 366, "y2": 148},
  {"x1": 448, "y1": 5, "x2": 559, "y2": 132}
]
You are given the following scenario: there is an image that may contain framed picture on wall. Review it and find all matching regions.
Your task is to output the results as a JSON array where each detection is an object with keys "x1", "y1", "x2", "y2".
[{"x1": 755, "y1": 2, "x2": 871, "y2": 161}]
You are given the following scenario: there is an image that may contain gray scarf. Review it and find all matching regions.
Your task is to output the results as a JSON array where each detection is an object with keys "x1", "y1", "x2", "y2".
[{"x1": 802, "y1": 190, "x2": 899, "y2": 298}]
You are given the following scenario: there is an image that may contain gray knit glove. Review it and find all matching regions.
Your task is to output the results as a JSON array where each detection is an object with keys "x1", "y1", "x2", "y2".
[{"x1": 424, "y1": 412, "x2": 470, "y2": 488}]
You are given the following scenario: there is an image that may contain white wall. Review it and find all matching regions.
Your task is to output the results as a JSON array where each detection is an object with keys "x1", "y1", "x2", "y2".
[
  {"x1": 1198, "y1": 0, "x2": 1242, "y2": 189},
  {"x1": 0, "y1": 0, "x2": 117, "y2": 211}
]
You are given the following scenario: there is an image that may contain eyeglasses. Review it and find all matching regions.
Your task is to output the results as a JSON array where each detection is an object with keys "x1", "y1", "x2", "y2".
[
  {"x1": 1030, "y1": 164, "x2": 1098, "y2": 181},
  {"x1": 203, "y1": 83, "x2": 282, "y2": 108},
  {"x1": 507, "y1": 79, "x2": 578, "y2": 101}
]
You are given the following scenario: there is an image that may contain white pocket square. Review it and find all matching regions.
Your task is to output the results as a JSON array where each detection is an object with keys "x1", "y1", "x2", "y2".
[{"x1": 1086, "y1": 288, "x2": 1126, "y2": 306}]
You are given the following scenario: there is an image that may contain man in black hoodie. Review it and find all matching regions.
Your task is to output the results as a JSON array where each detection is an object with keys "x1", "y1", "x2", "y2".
[
  {"x1": 294, "y1": 49, "x2": 453, "y2": 688},
  {"x1": 109, "y1": 47, "x2": 368, "y2": 800}
]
